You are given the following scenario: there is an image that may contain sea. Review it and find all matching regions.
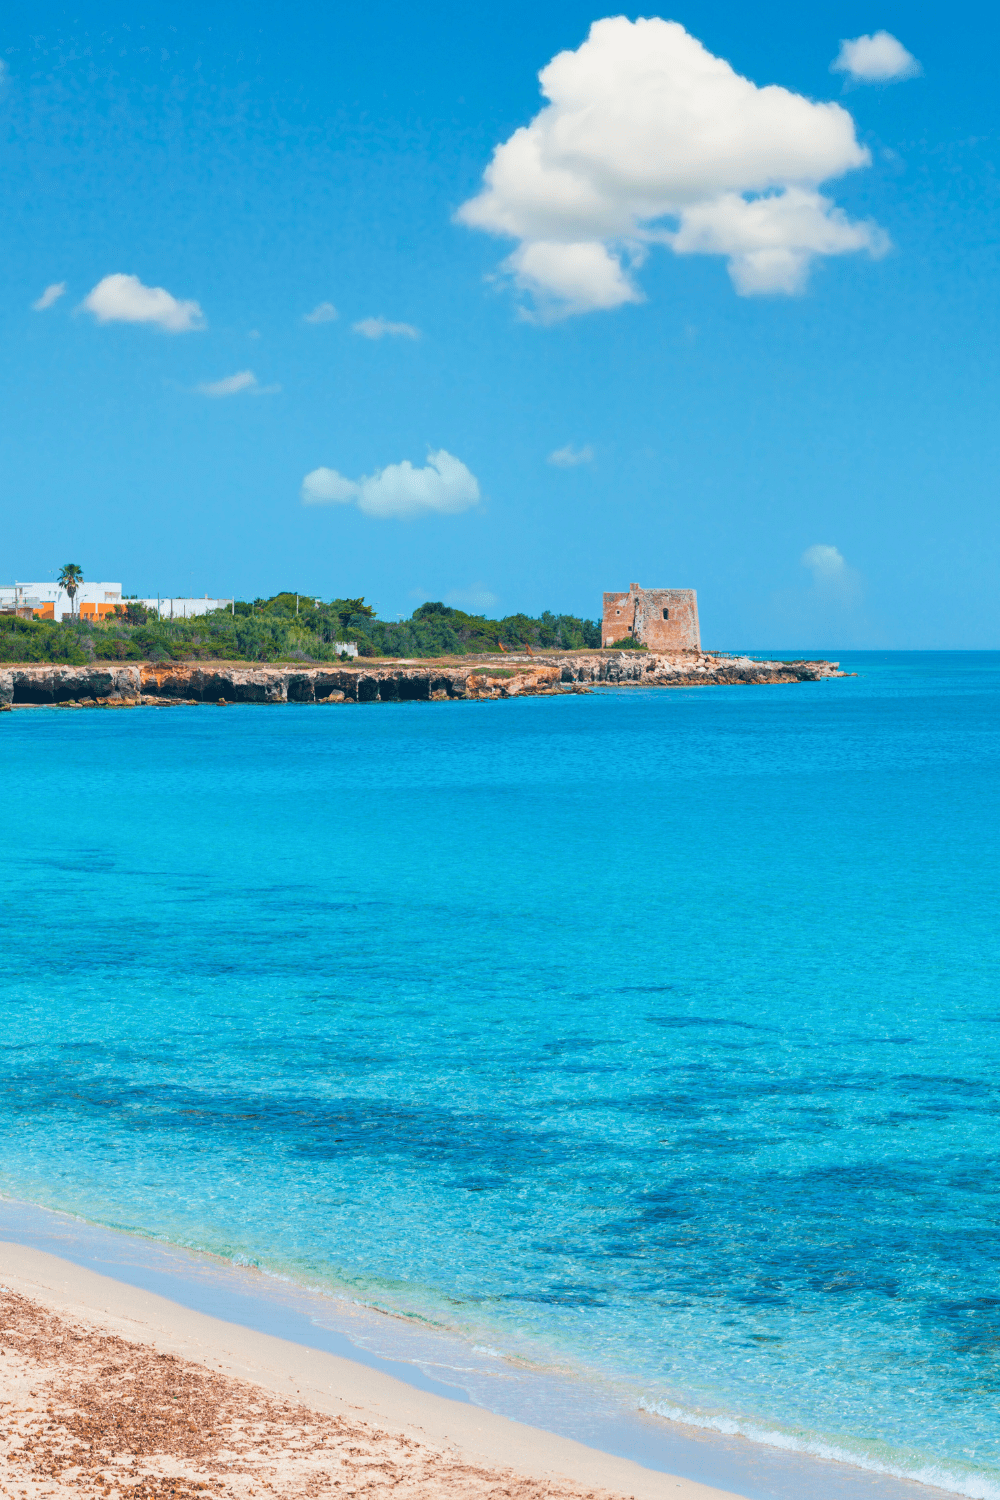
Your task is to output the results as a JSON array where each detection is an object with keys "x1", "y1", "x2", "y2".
[{"x1": 2, "y1": 651, "x2": 998, "y2": 1500}]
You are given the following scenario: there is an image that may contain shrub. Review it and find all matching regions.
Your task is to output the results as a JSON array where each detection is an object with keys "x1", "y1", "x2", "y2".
[
  {"x1": 0, "y1": 616, "x2": 89, "y2": 664},
  {"x1": 114, "y1": 602, "x2": 149, "y2": 626},
  {"x1": 92, "y1": 636, "x2": 144, "y2": 661}
]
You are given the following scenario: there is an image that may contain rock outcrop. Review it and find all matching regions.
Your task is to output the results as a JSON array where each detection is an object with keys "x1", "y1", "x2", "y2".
[
  {"x1": 0, "y1": 665, "x2": 143, "y2": 706},
  {"x1": 0, "y1": 652, "x2": 844, "y2": 708},
  {"x1": 556, "y1": 652, "x2": 844, "y2": 686}
]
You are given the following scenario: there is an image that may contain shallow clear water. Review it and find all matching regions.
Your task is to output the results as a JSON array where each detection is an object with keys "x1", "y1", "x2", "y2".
[{"x1": 2, "y1": 654, "x2": 999, "y2": 1495}]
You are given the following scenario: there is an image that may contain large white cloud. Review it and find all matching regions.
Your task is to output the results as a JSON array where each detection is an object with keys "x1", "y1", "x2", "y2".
[
  {"x1": 302, "y1": 450, "x2": 480, "y2": 520},
  {"x1": 831, "y1": 32, "x2": 921, "y2": 84},
  {"x1": 457, "y1": 17, "x2": 885, "y2": 313},
  {"x1": 80, "y1": 273, "x2": 204, "y2": 332}
]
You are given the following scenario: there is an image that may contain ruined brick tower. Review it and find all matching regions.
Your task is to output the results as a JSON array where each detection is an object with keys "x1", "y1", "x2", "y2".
[{"x1": 602, "y1": 583, "x2": 700, "y2": 652}]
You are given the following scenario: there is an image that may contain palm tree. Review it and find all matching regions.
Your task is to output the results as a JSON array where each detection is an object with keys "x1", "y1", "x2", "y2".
[{"x1": 57, "y1": 563, "x2": 84, "y2": 619}]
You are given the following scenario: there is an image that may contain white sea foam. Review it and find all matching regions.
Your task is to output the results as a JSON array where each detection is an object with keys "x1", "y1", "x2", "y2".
[
  {"x1": 218, "y1": 1240, "x2": 1000, "y2": 1500},
  {"x1": 639, "y1": 1399, "x2": 1000, "y2": 1500}
]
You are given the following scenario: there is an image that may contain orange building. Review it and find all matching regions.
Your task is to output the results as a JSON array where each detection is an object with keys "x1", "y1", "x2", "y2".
[{"x1": 77, "y1": 603, "x2": 121, "y2": 620}]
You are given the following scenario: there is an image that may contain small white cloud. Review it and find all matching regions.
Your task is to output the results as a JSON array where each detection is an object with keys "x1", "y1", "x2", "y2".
[
  {"x1": 548, "y1": 443, "x2": 594, "y2": 467},
  {"x1": 353, "y1": 316, "x2": 420, "y2": 340},
  {"x1": 248, "y1": 329, "x2": 261, "y2": 340},
  {"x1": 831, "y1": 32, "x2": 921, "y2": 84},
  {"x1": 81, "y1": 273, "x2": 205, "y2": 332},
  {"x1": 303, "y1": 301, "x2": 338, "y2": 324},
  {"x1": 32, "y1": 282, "x2": 66, "y2": 312},
  {"x1": 458, "y1": 18, "x2": 884, "y2": 315},
  {"x1": 195, "y1": 370, "x2": 280, "y2": 398},
  {"x1": 802, "y1": 542, "x2": 862, "y2": 608},
  {"x1": 445, "y1": 584, "x2": 499, "y2": 610},
  {"x1": 802, "y1": 543, "x2": 846, "y2": 579},
  {"x1": 302, "y1": 468, "x2": 359, "y2": 505},
  {"x1": 302, "y1": 449, "x2": 479, "y2": 520}
]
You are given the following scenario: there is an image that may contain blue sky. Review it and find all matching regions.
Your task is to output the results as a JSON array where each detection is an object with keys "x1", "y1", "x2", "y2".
[{"x1": 1, "y1": 0, "x2": 996, "y2": 647}]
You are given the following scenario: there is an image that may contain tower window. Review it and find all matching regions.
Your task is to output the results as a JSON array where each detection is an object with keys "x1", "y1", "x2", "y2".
[{"x1": 662, "y1": 608, "x2": 669, "y2": 620}]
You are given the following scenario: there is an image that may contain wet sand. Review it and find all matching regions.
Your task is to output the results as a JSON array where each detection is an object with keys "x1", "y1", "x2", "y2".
[{"x1": 0, "y1": 1243, "x2": 737, "y2": 1500}]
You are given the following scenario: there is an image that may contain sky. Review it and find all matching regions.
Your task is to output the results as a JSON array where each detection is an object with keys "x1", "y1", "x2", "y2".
[{"x1": 1, "y1": 0, "x2": 997, "y2": 647}]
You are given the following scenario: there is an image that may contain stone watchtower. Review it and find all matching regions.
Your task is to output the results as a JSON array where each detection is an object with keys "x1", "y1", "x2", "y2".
[{"x1": 602, "y1": 583, "x2": 700, "y2": 652}]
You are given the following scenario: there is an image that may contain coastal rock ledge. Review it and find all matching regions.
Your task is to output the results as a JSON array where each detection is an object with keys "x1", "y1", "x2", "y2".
[{"x1": 0, "y1": 653, "x2": 845, "y2": 708}]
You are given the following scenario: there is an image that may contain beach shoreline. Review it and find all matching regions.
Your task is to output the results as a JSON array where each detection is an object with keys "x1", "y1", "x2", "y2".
[
  {"x1": 0, "y1": 1238, "x2": 734, "y2": 1500},
  {"x1": 0, "y1": 1202, "x2": 961, "y2": 1500}
]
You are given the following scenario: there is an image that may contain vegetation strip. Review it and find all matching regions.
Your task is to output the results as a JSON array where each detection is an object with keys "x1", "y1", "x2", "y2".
[{"x1": 0, "y1": 596, "x2": 601, "y2": 666}]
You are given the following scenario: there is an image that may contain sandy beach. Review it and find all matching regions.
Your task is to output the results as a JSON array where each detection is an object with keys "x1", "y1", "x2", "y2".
[{"x1": 0, "y1": 1244, "x2": 738, "y2": 1500}]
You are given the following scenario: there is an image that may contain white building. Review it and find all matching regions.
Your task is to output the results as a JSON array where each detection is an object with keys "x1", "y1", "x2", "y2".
[
  {"x1": 138, "y1": 597, "x2": 234, "y2": 619},
  {"x1": 0, "y1": 580, "x2": 123, "y2": 620},
  {"x1": 0, "y1": 583, "x2": 235, "y2": 622}
]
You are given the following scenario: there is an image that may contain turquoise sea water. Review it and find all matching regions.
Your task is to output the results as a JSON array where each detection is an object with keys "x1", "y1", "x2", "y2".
[{"x1": 2, "y1": 653, "x2": 999, "y2": 1496}]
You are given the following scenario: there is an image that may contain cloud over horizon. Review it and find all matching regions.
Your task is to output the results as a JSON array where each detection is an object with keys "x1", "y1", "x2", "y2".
[
  {"x1": 458, "y1": 17, "x2": 885, "y2": 315},
  {"x1": 353, "y1": 316, "x2": 420, "y2": 340},
  {"x1": 801, "y1": 542, "x2": 862, "y2": 606},
  {"x1": 32, "y1": 282, "x2": 66, "y2": 311},
  {"x1": 81, "y1": 274, "x2": 204, "y2": 332},
  {"x1": 831, "y1": 32, "x2": 921, "y2": 84},
  {"x1": 302, "y1": 449, "x2": 480, "y2": 520},
  {"x1": 445, "y1": 584, "x2": 499, "y2": 610}
]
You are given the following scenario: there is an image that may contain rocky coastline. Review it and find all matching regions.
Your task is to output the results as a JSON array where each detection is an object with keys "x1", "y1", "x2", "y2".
[{"x1": 0, "y1": 651, "x2": 846, "y2": 708}]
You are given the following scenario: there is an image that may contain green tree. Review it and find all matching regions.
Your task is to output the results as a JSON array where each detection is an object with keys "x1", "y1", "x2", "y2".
[
  {"x1": 332, "y1": 597, "x2": 376, "y2": 639},
  {"x1": 57, "y1": 563, "x2": 84, "y2": 619},
  {"x1": 115, "y1": 601, "x2": 149, "y2": 626}
]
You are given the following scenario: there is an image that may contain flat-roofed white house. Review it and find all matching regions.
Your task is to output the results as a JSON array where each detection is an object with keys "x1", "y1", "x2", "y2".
[
  {"x1": 0, "y1": 580, "x2": 124, "y2": 620},
  {"x1": 0, "y1": 584, "x2": 235, "y2": 621},
  {"x1": 138, "y1": 597, "x2": 234, "y2": 619}
]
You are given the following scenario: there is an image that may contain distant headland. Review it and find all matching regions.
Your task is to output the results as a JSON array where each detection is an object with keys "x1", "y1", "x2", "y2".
[
  {"x1": 0, "y1": 653, "x2": 845, "y2": 709},
  {"x1": 0, "y1": 579, "x2": 846, "y2": 705}
]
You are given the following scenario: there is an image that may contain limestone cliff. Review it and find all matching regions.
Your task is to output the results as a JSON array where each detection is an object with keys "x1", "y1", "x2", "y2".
[{"x1": 0, "y1": 652, "x2": 845, "y2": 708}]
